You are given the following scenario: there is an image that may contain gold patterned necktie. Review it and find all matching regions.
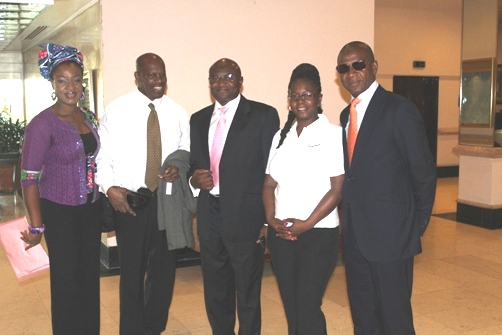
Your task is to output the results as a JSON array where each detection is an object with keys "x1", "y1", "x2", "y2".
[
  {"x1": 145, "y1": 103, "x2": 162, "y2": 191},
  {"x1": 347, "y1": 97, "x2": 361, "y2": 166}
]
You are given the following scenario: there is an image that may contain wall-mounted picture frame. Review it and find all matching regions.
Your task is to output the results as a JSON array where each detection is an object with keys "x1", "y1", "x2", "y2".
[
  {"x1": 78, "y1": 69, "x2": 96, "y2": 113},
  {"x1": 496, "y1": 64, "x2": 502, "y2": 104}
]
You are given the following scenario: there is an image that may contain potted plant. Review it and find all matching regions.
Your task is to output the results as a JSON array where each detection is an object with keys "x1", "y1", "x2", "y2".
[{"x1": 0, "y1": 109, "x2": 26, "y2": 155}]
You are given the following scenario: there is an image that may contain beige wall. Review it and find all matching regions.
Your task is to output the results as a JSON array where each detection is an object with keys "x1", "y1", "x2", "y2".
[
  {"x1": 17, "y1": 0, "x2": 464, "y2": 167},
  {"x1": 375, "y1": 3, "x2": 463, "y2": 166},
  {"x1": 101, "y1": 0, "x2": 375, "y2": 125},
  {"x1": 462, "y1": 0, "x2": 498, "y2": 60},
  {"x1": 0, "y1": 52, "x2": 22, "y2": 79}
]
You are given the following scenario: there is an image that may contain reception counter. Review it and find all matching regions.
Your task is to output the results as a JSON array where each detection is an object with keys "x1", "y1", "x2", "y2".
[{"x1": 453, "y1": 145, "x2": 502, "y2": 229}]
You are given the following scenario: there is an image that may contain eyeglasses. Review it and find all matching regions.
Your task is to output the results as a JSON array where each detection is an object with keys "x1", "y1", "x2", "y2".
[
  {"x1": 336, "y1": 60, "x2": 374, "y2": 74},
  {"x1": 208, "y1": 73, "x2": 237, "y2": 83},
  {"x1": 288, "y1": 92, "x2": 315, "y2": 101}
]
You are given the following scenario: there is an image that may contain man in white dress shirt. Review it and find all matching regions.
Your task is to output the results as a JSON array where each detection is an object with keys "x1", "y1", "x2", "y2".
[{"x1": 96, "y1": 53, "x2": 190, "y2": 335}]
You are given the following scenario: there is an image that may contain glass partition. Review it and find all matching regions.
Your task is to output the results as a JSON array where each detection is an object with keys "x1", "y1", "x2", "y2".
[
  {"x1": 459, "y1": 0, "x2": 499, "y2": 146},
  {"x1": 0, "y1": 79, "x2": 23, "y2": 122}
]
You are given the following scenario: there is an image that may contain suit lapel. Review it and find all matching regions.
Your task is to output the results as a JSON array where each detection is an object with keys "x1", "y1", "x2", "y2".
[
  {"x1": 340, "y1": 105, "x2": 350, "y2": 128},
  {"x1": 352, "y1": 86, "x2": 387, "y2": 166},
  {"x1": 200, "y1": 106, "x2": 213, "y2": 163},
  {"x1": 340, "y1": 105, "x2": 350, "y2": 170},
  {"x1": 221, "y1": 96, "x2": 251, "y2": 158}
]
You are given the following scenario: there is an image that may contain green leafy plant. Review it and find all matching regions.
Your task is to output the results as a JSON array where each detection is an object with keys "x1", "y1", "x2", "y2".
[{"x1": 0, "y1": 111, "x2": 26, "y2": 153}]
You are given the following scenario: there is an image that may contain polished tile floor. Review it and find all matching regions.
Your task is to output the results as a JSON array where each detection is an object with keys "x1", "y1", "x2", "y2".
[{"x1": 2, "y1": 178, "x2": 502, "y2": 334}]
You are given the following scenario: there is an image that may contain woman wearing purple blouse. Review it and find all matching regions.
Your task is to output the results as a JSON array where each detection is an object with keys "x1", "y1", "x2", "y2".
[{"x1": 20, "y1": 44, "x2": 102, "y2": 335}]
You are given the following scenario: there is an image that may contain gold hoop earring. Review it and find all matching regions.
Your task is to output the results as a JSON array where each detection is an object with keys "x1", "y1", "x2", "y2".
[{"x1": 51, "y1": 92, "x2": 56, "y2": 101}]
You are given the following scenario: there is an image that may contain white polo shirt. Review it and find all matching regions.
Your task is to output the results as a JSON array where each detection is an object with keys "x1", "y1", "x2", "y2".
[{"x1": 266, "y1": 114, "x2": 344, "y2": 228}]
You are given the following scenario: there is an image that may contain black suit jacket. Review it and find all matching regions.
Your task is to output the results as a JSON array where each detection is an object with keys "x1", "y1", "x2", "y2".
[
  {"x1": 340, "y1": 85, "x2": 436, "y2": 262},
  {"x1": 189, "y1": 95, "x2": 280, "y2": 242}
]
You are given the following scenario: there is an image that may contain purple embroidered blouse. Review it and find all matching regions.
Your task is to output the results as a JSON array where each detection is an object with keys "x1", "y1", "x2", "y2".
[{"x1": 21, "y1": 108, "x2": 101, "y2": 206}]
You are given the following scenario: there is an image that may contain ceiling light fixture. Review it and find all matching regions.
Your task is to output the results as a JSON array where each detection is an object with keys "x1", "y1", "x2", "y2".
[{"x1": 0, "y1": 1, "x2": 53, "y2": 50}]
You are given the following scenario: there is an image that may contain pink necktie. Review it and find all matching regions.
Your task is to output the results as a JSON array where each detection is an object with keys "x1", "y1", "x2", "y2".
[
  {"x1": 210, "y1": 107, "x2": 228, "y2": 186},
  {"x1": 347, "y1": 98, "x2": 361, "y2": 166}
]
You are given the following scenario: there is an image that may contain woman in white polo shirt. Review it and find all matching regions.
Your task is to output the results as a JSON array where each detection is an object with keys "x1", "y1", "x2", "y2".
[{"x1": 263, "y1": 63, "x2": 345, "y2": 335}]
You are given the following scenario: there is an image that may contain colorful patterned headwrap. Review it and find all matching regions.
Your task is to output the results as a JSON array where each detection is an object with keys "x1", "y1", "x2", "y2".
[{"x1": 38, "y1": 43, "x2": 84, "y2": 80}]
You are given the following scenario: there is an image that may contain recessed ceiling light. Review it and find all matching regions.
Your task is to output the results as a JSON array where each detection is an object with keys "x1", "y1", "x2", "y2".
[{"x1": 0, "y1": 1, "x2": 52, "y2": 50}]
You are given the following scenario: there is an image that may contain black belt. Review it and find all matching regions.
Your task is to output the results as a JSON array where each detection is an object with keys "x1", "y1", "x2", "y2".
[
  {"x1": 208, "y1": 194, "x2": 220, "y2": 201},
  {"x1": 127, "y1": 187, "x2": 156, "y2": 214},
  {"x1": 138, "y1": 187, "x2": 157, "y2": 197}
]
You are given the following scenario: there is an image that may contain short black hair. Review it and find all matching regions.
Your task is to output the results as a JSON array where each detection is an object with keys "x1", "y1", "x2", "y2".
[
  {"x1": 277, "y1": 63, "x2": 323, "y2": 149},
  {"x1": 288, "y1": 63, "x2": 322, "y2": 93}
]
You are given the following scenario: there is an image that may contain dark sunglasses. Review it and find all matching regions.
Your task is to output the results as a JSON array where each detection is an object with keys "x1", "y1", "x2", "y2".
[{"x1": 336, "y1": 60, "x2": 374, "y2": 74}]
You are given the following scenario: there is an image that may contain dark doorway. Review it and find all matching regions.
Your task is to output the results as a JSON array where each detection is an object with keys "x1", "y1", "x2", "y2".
[{"x1": 393, "y1": 76, "x2": 439, "y2": 162}]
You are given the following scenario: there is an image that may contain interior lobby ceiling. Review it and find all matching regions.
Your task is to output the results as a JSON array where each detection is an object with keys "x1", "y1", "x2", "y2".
[
  {"x1": 0, "y1": 2, "x2": 49, "y2": 51},
  {"x1": 0, "y1": 0, "x2": 96, "y2": 52}
]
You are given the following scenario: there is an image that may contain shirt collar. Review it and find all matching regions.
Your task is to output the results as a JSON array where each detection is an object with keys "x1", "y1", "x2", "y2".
[
  {"x1": 350, "y1": 80, "x2": 379, "y2": 114},
  {"x1": 135, "y1": 89, "x2": 164, "y2": 109},
  {"x1": 352, "y1": 80, "x2": 379, "y2": 103},
  {"x1": 214, "y1": 94, "x2": 241, "y2": 114},
  {"x1": 294, "y1": 114, "x2": 329, "y2": 132}
]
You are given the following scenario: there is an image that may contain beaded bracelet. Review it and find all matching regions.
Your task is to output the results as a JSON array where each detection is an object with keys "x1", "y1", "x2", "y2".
[{"x1": 28, "y1": 224, "x2": 45, "y2": 234}]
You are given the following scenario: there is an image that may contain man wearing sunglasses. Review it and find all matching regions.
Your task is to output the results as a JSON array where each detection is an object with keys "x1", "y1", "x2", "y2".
[{"x1": 337, "y1": 41, "x2": 437, "y2": 335}]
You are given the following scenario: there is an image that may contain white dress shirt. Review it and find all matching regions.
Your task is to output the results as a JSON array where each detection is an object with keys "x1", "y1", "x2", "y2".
[
  {"x1": 346, "y1": 80, "x2": 379, "y2": 134},
  {"x1": 266, "y1": 114, "x2": 344, "y2": 228},
  {"x1": 190, "y1": 94, "x2": 241, "y2": 197},
  {"x1": 96, "y1": 89, "x2": 190, "y2": 195},
  {"x1": 207, "y1": 94, "x2": 240, "y2": 195}
]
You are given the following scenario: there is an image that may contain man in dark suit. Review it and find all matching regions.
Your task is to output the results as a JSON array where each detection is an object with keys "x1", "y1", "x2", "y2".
[
  {"x1": 337, "y1": 41, "x2": 437, "y2": 335},
  {"x1": 188, "y1": 58, "x2": 280, "y2": 335}
]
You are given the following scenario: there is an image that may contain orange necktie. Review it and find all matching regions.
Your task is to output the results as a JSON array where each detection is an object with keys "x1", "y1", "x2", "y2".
[{"x1": 347, "y1": 98, "x2": 361, "y2": 165}]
